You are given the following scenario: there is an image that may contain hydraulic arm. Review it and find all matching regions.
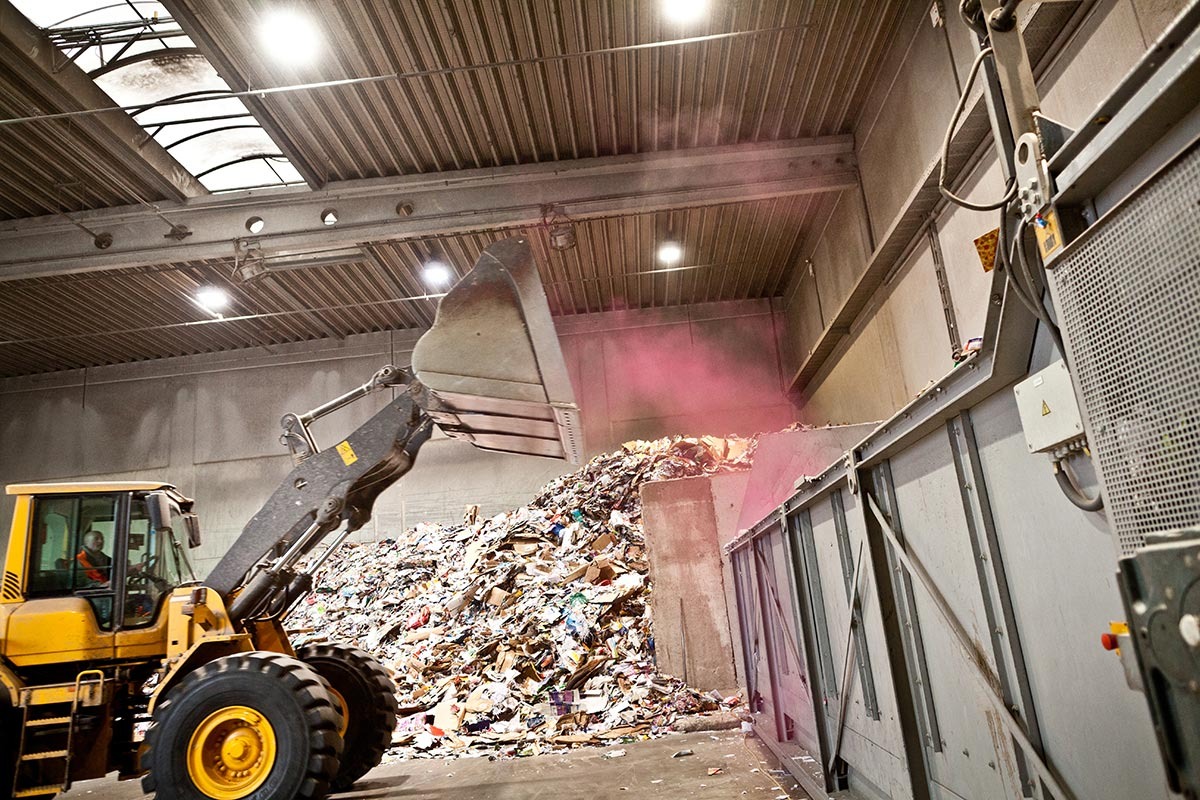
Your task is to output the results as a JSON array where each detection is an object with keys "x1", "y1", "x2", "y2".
[
  {"x1": 0, "y1": 210, "x2": 578, "y2": 800},
  {"x1": 211, "y1": 366, "x2": 434, "y2": 621},
  {"x1": 206, "y1": 235, "x2": 582, "y2": 625}
]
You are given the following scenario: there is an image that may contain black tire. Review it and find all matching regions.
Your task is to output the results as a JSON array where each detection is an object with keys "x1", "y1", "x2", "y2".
[
  {"x1": 141, "y1": 651, "x2": 343, "y2": 800},
  {"x1": 296, "y1": 643, "x2": 398, "y2": 791}
]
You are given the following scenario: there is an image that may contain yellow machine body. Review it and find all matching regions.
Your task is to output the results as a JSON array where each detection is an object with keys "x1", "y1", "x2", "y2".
[
  {"x1": 0, "y1": 482, "x2": 286, "y2": 797},
  {"x1": 0, "y1": 238, "x2": 580, "y2": 799}
]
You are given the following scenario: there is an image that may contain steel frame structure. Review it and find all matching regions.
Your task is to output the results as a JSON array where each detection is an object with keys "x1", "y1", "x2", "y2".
[
  {"x1": 0, "y1": 136, "x2": 857, "y2": 281},
  {"x1": 0, "y1": 0, "x2": 205, "y2": 203},
  {"x1": 725, "y1": 5, "x2": 1200, "y2": 799}
]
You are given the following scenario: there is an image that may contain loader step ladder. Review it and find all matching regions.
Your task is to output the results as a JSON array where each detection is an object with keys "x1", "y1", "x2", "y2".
[{"x1": 11, "y1": 670, "x2": 105, "y2": 799}]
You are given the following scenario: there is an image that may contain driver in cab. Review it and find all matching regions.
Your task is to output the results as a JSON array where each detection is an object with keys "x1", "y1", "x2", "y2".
[
  {"x1": 76, "y1": 529, "x2": 112, "y2": 586},
  {"x1": 76, "y1": 529, "x2": 146, "y2": 589}
]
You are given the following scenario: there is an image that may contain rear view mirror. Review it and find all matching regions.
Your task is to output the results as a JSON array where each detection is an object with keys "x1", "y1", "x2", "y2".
[
  {"x1": 146, "y1": 492, "x2": 172, "y2": 535},
  {"x1": 183, "y1": 513, "x2": 202, "y2": 548}
]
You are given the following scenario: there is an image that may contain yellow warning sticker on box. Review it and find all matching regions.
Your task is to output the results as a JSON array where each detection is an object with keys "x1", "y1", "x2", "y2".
[
  {"x1": 335, "y1": 440, "x2": 358, "y2": 466},
  {"x1": 1041, "y1": 400, "x2": 1051, "y2": 416},
  {"x1": 1034, "y1": 208, "x2": 1063, "y2": 259}
]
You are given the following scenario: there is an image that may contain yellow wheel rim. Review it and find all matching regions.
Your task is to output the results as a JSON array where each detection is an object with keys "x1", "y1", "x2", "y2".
[
  {"x1": 187, "y1": 705, "x2": 277, "y2": 799},
  {"x1": 327, "y1": 686, "x2": 350, "y2": 739}
]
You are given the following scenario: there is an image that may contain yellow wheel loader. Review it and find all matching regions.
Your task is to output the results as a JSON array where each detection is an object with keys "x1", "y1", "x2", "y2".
[{"x1": 0, "y1": 238, "x2": 581, "y2": 800}]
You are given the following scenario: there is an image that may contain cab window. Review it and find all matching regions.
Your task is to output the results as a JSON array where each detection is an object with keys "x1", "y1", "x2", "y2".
[
  {"x1": 27, "y1": 493, "x2": 119, "y2": 630},
  {"x1": 124, "y1": 496, "x2": 192, "y2": 628}
]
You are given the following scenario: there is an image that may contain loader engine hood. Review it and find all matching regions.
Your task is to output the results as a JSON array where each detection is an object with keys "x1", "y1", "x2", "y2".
[{"x1": 411, "y1": 237, "x2": 582, "y2": 464}]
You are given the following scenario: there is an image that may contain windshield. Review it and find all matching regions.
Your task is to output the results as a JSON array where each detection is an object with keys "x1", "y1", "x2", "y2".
[{"x1": 125, "y1": 495, "x2": 198, "y2": 627}]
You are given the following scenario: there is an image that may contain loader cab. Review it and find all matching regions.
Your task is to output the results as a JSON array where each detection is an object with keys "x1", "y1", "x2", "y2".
[{"x1": 1, "y1": 482, "x2": 199, "y2": 670}]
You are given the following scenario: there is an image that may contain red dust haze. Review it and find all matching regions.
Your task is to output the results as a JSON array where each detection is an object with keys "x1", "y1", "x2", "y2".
[{"x1": 566, "y1": 311, "x2": 794, "y2": 445}]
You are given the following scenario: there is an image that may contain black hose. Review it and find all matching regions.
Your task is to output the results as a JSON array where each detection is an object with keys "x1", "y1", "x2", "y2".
[
  {"x1": 959, "y1": 0, "x2": 987, "y2": 37},
  {"x1": 997, "y1": 207, "x2": 1043, "y2": 316},
  {"x1": 989, "y1": 0, "x2": 1021, "y2": 32},
  {"x1": 1054, "y1": 458, "x2": 1104, "y2": 512},
  {"x1": 1014, "y1": 219, "x2": 1070, "y2": 364}
]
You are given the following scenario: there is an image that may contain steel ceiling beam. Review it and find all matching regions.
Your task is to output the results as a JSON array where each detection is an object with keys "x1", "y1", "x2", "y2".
[
  {"x1": 0, "y1": 137, "x2": 858, "y2": 282},
  {"x1": 161, "y1": 0, "x2": 327, "y2": 189},
  {"x1": 0, "y1": 0, "x2": 206, "y2": 202}
]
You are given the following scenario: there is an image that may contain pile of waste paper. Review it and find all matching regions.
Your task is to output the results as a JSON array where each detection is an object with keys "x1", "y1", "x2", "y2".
[{"x1": 289, "y1": 435, "x2": 755, "y2": 758}]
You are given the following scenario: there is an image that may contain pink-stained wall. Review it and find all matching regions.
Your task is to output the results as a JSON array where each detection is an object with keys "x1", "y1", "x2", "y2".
[
  {"x1": 0, "y1": 299, "x2": 799, "y2": 570},
  {"x1": 556, "y1": 299, "x2": 798, "y2": 454}
]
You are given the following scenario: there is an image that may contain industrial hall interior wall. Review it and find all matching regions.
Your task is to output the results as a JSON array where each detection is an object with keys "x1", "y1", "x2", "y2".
[
  {"x1": 0, "y1": 300, "x2": 793, "y2": 576},
  {"x1": 731, "y1": 2, "x2": 1191, "y2": 800},
  {"x1": 0, "y1": 3, "x2": 1191, "y2": 800}
]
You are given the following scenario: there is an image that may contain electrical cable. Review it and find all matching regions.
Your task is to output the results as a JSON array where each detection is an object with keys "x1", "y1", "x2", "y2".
[
  {"x1": 995, "y1": 205, "x2": 1045, "y2": 319},
  {"x1": 996, "y1": 208, "x2": 1071, "y2": 375},
  {"x1": 1014, "y1": 218, "x2": 1070, "y2": 364},
  {"x1": 995, "y1": 204, "x2": 1068, "y2": 361},
  {"x1": 1012, "y1": 219, "x2": 1054, "y2": 323},
  {"x1": 958, "y1": 0, "x2": 987, "y2": 37},
  {"x1": 948, "y1": 5, "x2": 1100, "y2": 518},
  {"x1": 938, "y1": 46, "x2": 1018, "y2": 211},
  {"x1": 1054, "y1": 455, "x2": 1104, "y2": 512},
  {"x1": 0, "y1": 292, "x2": 449, "y2": 348},
  {"x1": 1004, "y1": 225, "x2": 1049, "y2": 322},
  {"x1": 1007, "y1": 218, "x2": 1099, "y2": 511}
]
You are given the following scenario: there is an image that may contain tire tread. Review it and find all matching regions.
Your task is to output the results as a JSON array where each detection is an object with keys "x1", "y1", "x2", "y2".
[
  {"x1": 141, "y1": 651, "x2": 342, "y2": 799},
  {"x1": 297, "y1": 643, "x2": 398, "y2": 791}
]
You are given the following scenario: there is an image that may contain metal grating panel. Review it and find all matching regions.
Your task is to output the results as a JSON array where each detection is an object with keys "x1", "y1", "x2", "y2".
[{"x1": 1049, "y1": 143, "x2": 1200, "y2": 555}]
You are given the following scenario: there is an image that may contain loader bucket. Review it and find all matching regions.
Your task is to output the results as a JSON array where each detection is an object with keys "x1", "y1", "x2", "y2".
[{"x1": 411, "y1": 237, "x2": 583, "y2": 464}]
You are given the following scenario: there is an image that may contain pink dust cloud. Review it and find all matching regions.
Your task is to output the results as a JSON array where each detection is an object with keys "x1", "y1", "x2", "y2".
[{"x1": 595, "y1": 312, "x2": 793, "y2": 439}]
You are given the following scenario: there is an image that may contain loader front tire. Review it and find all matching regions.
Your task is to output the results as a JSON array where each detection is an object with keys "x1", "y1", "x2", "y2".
[
  {"x1": 297, "y1": 643, "x2": 398, "y2": 790},
  {"x1": 141, "y1": 651, "x2": 342, "y2": 800}
]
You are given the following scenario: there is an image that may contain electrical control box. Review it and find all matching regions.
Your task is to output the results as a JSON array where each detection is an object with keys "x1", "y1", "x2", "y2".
[{"x1": 1013, "y1": 359, "x2": 1085, "y2": 454}]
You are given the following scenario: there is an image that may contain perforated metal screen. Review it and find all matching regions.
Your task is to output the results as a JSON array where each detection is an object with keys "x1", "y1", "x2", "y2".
[{"x1": 1049, "y1": 143, "x2": 1200, "y2": 555}]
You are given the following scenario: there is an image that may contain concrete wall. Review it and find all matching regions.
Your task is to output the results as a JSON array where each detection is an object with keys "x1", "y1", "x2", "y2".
[
  {"x1": 641, "y1": 474, "x2": 740, "y2": 692},
  {"x1": 640, "y1": 425, "x2": 873, "y2": 696},
  {"x1": 0, "y1": 299, "x2": 795, "y2": 577},
  {"x1": 781, "y1": 0, "x2": 1190, "y2": 426},
  {"x1": 557, "y1": 299, "x2": 796, "y2": 449}
]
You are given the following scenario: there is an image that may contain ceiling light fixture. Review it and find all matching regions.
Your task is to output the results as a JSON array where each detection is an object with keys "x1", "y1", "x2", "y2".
[
  {"x1": 541, "y1": 204, "x2": 577, "y2": 252},
  {"x1": 259, "y1": 10, "x2": 321, "y2": 66},
  {"x1": 423, "y1": 261, "x2": 452, "y2": 287},
  {"x1": 195, "y1": 286, "x2": 230, "y2": 313},
  {"x1": 549, "y1": 224, "x2": 577, "y2": 251},
  {"x1": 662, "y1": 0, "x2": 708, "y2": 23},
  {"x1": 657, "y1": 242, "x2": 683, "y2": 266}
]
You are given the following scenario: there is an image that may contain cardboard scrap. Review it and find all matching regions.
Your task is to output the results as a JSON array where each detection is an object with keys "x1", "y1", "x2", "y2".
[
  {"x1": 291, "y1": 435, "x2": 756, "y2": 760},
  {"x1": 485, "y1": 587, "x2": 512, "y2": 607},
  {"x1": 590, "y1": 532, "x2": 616, "y2": 552}
]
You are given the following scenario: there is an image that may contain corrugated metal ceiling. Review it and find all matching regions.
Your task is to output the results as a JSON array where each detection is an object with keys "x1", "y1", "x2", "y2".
[
  {"x1": 0, "y1": 195, "x2": 831, "y2": 376},
  {"x1": 166, "y1": 0, "x2": 903, "y2": 182},
  {"x1": 0, "y1": 0, "x2": 908, "y2": 377},
  {"x1": 0, "y1": 50, "x2": 174, "y2": 219}
]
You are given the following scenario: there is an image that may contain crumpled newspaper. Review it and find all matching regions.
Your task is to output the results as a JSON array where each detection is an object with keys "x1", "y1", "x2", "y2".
[{"x1": 289, "y1": 435, "x2": 754, "y2": 759}]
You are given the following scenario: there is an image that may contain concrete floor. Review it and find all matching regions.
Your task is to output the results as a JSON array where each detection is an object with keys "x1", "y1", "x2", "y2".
[{"x1": 63, "y1": 732, "x2": 807, "y2": 799}]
